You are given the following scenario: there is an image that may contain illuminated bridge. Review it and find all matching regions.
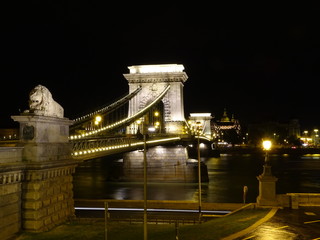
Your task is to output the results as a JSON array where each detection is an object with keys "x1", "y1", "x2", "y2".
[
  {"x1": 0, "y1": 64, "x2": 215, "y2": 238},
  {"x1": 68, "y1": 64, "x2": 212, "y2": 161}
]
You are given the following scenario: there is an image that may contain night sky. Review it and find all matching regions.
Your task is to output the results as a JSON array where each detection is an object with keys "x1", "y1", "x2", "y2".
[{"x1": 1, "y1": 2, "x2": 320, "y2": 130}]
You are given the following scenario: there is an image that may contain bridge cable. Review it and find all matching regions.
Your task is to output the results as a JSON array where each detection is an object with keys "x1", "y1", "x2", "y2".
[
  {"x1": 70, "y1": 86, "x2": 142, "y2": 130},
  {"x1": 70, "y1": 85, "x2": 171, "y2": 139}
]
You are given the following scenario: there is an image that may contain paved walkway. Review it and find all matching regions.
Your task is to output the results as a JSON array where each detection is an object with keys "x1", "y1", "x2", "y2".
[
  {"x1": 222, "y1": 207, "x2": 279, "y2": 240},
  {"x1": 231, "y1": 206, "x2": 320, "y2": 240}
]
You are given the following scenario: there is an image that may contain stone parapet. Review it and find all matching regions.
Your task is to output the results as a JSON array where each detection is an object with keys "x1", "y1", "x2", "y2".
[
  {"x1": 286, "y1": 193, "x2": 320, "y2": 209},
  {"x1": 0, "y1": 147, "x2": 23, "y2": 163},
  {"x1": 22, "y1": 142, "x2": 73, "y2": 163}
]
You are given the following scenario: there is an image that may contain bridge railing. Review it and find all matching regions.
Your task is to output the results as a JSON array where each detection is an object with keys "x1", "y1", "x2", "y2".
[{"x1": 71, "y1": 134, "x2": 183, "y2": 160}]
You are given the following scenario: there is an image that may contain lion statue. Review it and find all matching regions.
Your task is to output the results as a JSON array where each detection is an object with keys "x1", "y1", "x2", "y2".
[{"x1": 24, "y1": 84, "x2": 64, "y2": 118}]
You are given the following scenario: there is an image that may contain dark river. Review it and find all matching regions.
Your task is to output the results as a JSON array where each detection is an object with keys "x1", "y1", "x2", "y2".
[{"x1": 72, "y1": 152, "x2": 320, "y2": 203}]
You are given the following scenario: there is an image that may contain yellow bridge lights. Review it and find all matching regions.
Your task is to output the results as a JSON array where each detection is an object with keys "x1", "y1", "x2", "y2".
[{"x1": 94, "y1": 115, "x2": 102, "y2": 126}]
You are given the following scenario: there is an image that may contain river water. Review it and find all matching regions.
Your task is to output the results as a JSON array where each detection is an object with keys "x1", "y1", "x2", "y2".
[{"x1": 72, "y1": 152, "x2": 320, "y2": 203}]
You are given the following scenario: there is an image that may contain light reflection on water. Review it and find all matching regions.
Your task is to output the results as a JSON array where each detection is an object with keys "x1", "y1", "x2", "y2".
[{"x1": 73, "y1": 153, "x2": 320, "y2": 203}]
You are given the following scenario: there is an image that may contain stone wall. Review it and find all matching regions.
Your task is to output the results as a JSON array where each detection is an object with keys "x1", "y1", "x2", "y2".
[
  {"x1": 277, "y1": 193, "x2": 320, "y2": 209},
  {"x1": 0, "y1": 147, "x2": 24, "y2": 240},
  {"x1": 0, "y1": 114, "x2": 78, "y2": 239},
  {"x1": 123, "y1": 145, "x2": 206, "y2": 183},
  {"x1": 22, "y1": 164, "x2": 76, "y2": 231}
]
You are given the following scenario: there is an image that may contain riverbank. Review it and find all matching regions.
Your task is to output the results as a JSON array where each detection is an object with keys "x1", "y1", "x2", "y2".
[{"x1": 218, "y1": 146, "x2": 320, "y2": 155}]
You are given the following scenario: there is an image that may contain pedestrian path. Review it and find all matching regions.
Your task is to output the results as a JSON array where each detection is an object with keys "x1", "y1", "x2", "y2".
[
  {"x1": 221, "y1": 207, "x2": 279, "y2": 240},
  {"x1": 231, "y1": 206, "x2": 320, "y2": 239}
]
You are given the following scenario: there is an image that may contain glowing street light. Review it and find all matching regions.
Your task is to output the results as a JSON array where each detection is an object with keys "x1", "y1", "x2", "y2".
[
  {"x1": 262, "y1": 140, "x2": 272, "y2": 165},
  {"x1": 257, "y1": 139, "x2": 278, "y2": 206},
  {"x1": 262, "y1": 140, "x2": 272, "y2": 151},
  {"x1": 94, "y1": 115, "x2": 102, "y2": 129},
  {"x1": 314, "y1": 129, "x2": 318, "y2": 146},
  {"x1": 261, "y1": 140, "x2": 273, "y2": 177}
]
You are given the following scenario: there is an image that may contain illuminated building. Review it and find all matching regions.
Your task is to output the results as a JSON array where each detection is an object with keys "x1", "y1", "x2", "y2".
[{"x1": 212, "y1": 108, "x2": 241, "y2": 146}]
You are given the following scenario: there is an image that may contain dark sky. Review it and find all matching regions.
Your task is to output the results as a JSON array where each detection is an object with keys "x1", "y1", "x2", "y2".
[{"x1": 1, "y1": 2, "x2": 320, "y2": 130}]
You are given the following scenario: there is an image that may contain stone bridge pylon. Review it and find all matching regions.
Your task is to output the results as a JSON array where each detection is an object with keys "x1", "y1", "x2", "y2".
[
  {"x1": 0, "y1": 84, "x2": 77, "y2": 239},
  {"x1": 124, "y1": 64, "x2": 188, "y2": 135}
]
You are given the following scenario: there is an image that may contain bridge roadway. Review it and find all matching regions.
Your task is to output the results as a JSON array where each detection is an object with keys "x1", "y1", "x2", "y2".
[
  {"x1": 0, "y1": 134, "x2": 212, "y2": 161},
  {"x1": 71, "y1": 134, "x2": 213, "y2": 161},
  {"x1": 71, "y1": 135, "x2": 183, "y2": 161}
]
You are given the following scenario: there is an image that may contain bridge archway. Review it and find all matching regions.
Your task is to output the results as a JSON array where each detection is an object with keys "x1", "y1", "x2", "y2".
[{"x1": 124, "y1": 64, "x2": 188, "y2": 135}]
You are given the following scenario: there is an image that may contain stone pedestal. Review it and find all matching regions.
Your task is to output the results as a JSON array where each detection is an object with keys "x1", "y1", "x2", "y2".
[
  {"x1": 256, "y1": 164, "x2": 278, "y2": 206},
  {"x1": 11, "y1": 114, "x2": 77, "y2": 232},
  {"x1": 11, "y1": 115, "x2": 73, "y2": 162}
]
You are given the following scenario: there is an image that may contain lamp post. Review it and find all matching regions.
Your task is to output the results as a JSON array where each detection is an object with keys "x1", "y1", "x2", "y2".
[
  {"x1": 304, "y1": 130, "x2": 308, "y2": 146},
  {"x1": 257, "y1": 139, "x2": 278, "y2": 206},
  {"x1": 196, "y1": 121, "x2": 202, "y2": 222},
  {"x1": 314, "y1": 129, "x2": 318, "y2": 147},
  {"x1": 263, "y1": 140, "x2": 271, "y2": 164},
  {"x1": 142, "y1": 123, "x2": 148, "y2": 240},
  {"x1": 261, "y1": 140, "x2": 272, "y2": 176}
]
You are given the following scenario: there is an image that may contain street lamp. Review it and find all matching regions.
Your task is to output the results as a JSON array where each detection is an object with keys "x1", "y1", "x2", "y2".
[
  {"x1": 263, "y1": 140, "x2": 271, "y2": 159},
  {"x1": 142, "y1": 122, "x2": 148, "y2": 240},
  {"x1": 262, "y1": 140, "x2": 272, "y2": 175},
  {"x1": 257, "y1": 139, "x2": 278, "y2": 206},
  {"x1": 314, "y1": 129, "x2": 318, "y2": 147},
  {"x1": 94, "y1": 115, "x2": 102, "y2": 128},
  {"x1": 304, "y1": 131, "x2": 309, "y2": 146},
  {"x1": 196, "y1": 121, "x2": 202, "y2": 221}
]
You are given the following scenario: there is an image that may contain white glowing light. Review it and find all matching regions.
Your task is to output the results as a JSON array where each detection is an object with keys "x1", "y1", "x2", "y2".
[
  {"x1": 128, "y1": 64, "x2": 184, "y2": 74},
  {"x1": 190, "y1": 113, "x2": 211, "y2": 117},
  {"x1": 148, "y1": 127, "x2": 156, "y2": 132},
  {"x1": 262, "y1": 140, "x2": 272, "y2": 151}
]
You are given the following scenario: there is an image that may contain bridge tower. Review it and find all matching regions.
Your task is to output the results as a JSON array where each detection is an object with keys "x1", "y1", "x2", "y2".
[{"x1": 124, "y1": 64, "x2": 188, "y2": 135}]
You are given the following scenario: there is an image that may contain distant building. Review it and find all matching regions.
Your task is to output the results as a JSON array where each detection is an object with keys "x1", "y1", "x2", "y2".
[
  {"x1": 288, "y1": 119, "x2": 300, "y2": 138},
  {"x1": 0, "y1": 128, "x2": 19, "y2": 140},
  {"x1": 212, "y1": 108, "x2": 241, "y2": 145}
]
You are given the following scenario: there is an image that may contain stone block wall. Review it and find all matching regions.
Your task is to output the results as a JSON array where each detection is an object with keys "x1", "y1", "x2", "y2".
[
  {"x1": 22, "y1": 164, "x2": 76, "y2": 232},
  {"x1": 0, "y1": 170, "x2": 24, "y2": 240},
  {"x1": 123, "y1": 145, "x2": 199, "y2": 182},
  {"x1": 0, "y1": 147, "x2": 23, "y2": 163}
]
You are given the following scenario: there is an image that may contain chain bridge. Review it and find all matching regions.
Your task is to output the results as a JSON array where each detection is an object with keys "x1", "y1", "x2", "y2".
[
  {"x1": 69, "y1": 64, "x2": 212, "y2": 161},
  {"x1": 0, "y1": 63, "x2": 215, "y2": 238}
]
